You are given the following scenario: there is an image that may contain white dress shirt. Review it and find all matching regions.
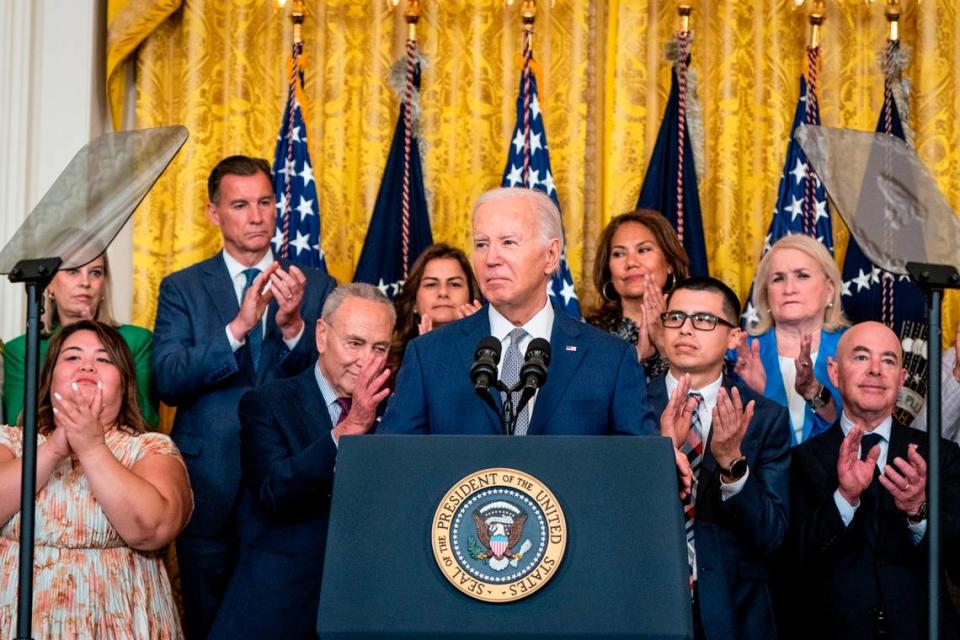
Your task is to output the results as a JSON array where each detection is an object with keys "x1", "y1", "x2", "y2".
[
  {"x1": 833, "y1": 413, "x2": 926, "y2": 543},
  {"x1": 665, "y1": 371, "x2": 749, "y2": 500},
  {"x1": 911, "y1": 348, "x2": 960, "y2": 444},
  {"x1": 488, "y1": 301, "x2": 554, "y2": 420},
  {"x1": 221, "y1": 249, "x2": 303, "y2": 352}
]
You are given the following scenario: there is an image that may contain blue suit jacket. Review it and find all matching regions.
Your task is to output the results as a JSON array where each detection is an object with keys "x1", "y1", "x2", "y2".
[
  {"x1": 749, "y1": 328, "x2": 845, "y2": 446},
  {"x1": 378, "y1": 307, "x2": 657, "y2": 436},
  {"x1": 209, "y1": 368, "x2": 336, "y2": 640},
  {"x1": 152, "y1": 252, "x2": 335, "y2": 536},
  {"x1": 647, "y1": 374, "x2": 791, "y2": 640}
]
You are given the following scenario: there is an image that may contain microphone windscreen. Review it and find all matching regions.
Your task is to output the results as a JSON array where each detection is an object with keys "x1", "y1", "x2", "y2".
[
  {"x1": 525, "y1": 338, "x2": 551, "y2": 366},
  {"x1": 476, "y1": 336, "x2": 502, "y2": 363}
]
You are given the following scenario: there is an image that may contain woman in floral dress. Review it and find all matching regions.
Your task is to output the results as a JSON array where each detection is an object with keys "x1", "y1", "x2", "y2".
[{"x1": 0, "y1": 320, "x2": 192, "y2": 638}]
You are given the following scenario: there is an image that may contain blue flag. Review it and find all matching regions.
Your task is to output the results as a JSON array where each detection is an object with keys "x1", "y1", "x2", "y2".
[
  {"x1": 742, "y1": 76, "x2": 832, "y2": 326},
  {"x1": 501, "y1": 68, "x2": 581, "y2": 319},
  {"x1": 353, "y1": 57, "x2": 433, "y2": 297},
  {"x1": 272, "y1": 45, "x2": 326, "y2": 270},
  {"x1": 638, "y1": 65, "x2": 708, "y2": 277}
]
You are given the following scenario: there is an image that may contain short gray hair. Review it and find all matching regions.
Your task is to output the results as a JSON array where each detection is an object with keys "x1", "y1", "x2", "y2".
[
  {"x1": 321, "y1": 282, "x2": 396, "y2": 324},
  {"x1": 472, "y1": 187, "x2": 564, "y2": 247}
]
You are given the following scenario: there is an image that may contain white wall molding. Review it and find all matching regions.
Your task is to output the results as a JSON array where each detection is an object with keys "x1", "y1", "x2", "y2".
[{"x1": 0, "y1": 0, "x2": 115, "y2": 344}]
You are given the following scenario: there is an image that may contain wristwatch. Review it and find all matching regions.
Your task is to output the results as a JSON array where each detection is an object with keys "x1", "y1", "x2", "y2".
[
  {"x1": 907, "y1": 501, "x2": 927, "y2": 524},
  {"x1": 719, "y1": 456, "x2": 748, "y2": 482},
  {"x1": 807, "y1": 384, "x2": 832, "y2": 411}
]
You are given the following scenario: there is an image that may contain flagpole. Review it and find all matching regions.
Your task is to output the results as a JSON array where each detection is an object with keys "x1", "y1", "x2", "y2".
[
  {"x1": 674, "y1": 3, "x2": 692, "y2": 244},
  {"x1": 880, "y1": 1, "x2": 901, "y2": 327},
  {"x1": 803, "y1": 1, "x2": 824, "y2": 238},
  {"x1": 400, "y1": 0, "x2": 420, "y2": 277},
  {"x1": 885, "y1": 0, "x2": 900, "y2": 42},
  {"x1": 520, "y1": 0, "x2": 536, "y2": 184},
  {"x1": 279, "y1": 0, "x2": 307, "y2": 259}
]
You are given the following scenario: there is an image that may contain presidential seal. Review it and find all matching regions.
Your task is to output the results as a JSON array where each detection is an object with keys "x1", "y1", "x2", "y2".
[{"x1": 431, "y1": 468, "x2": 566, "y2": 603}]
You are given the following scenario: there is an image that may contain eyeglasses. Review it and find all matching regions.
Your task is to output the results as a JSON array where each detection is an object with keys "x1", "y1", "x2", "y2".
[{"x1": 660, "y1": 310, "x2": 736, "y2": 331}]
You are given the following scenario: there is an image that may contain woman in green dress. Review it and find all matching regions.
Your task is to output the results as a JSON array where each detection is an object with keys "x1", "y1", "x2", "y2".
[{"x1": 2, "y1": 254, "x2": 159, "y2": 428}]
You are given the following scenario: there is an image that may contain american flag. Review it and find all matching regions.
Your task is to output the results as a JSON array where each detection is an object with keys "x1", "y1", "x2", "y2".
[
  {"x1": 271, "y1": 42, "x2": 326, "y2": 271},
  {"x1": 742, "y1": 75, "x2": 832, "y2": 326},
  {"x1": 501, "y1": 56, "x2": 581, "y2": 319},
  {"x1": 638, "y1": 37, "x2": 708, "y2": 277},
  {"x1": 354, "y1": 50, "x2": 432, "y2": 298}
]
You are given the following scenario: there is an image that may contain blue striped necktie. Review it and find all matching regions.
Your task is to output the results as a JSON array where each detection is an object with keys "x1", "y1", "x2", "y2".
[{"x1": 241, "y1": 268, "x2": 263, "y2": 371}]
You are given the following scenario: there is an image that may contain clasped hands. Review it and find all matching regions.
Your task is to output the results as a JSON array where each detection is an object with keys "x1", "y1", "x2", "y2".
[
  {"x1": 229, "y1": 263, "x2": 307, "y2": 342},
  {"x1": 660, "y1": 373, "x2": 756, "y2": 499},
  {"x1": 837, "y1": 426, "x2": 927, "y2": 520},
  {"x1": 47, "y1": 381, "x2": 110, "y2": 461}
]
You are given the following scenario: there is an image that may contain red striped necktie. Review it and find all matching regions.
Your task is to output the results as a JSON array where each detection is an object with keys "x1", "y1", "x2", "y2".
[{"x1": 680, "y1": 391, "x2": 704, "y2": 591}]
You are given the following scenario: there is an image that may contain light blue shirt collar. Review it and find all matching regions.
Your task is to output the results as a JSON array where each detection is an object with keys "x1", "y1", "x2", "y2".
[{"x1": 314, "y1": 363, "x2": 342, "y2": 423}]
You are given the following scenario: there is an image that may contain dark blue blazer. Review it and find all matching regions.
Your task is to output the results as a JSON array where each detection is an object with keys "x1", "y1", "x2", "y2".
[
  {"x1": 788, "y1": 422, "x2": 960, "y2": 639},
  {"x1": 647, "y1": 374, "x2": 791, "y2": 640},
  {"x1": 152, "y1": 252, "x2": 335, "y2": 536},
  {"x1": 209, "y1": 368, "x2": 336, "y2": 640},
  {"x1": 378, "y1": 307, "x2": 657, "y2": 436}
]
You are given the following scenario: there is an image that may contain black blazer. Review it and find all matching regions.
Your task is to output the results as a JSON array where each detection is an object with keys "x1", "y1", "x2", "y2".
[
  {"x1": 647, "y1": 374, "x2": 791, "y2": 640},
  {"x1": 209, "y1": 367, "x2": 338, "y2": 640},
  {"x1": 788, "y1": 421, "x2": 960, "y2": 639}
]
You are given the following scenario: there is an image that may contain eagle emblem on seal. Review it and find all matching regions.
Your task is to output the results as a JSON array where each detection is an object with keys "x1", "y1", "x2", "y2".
[{"x1": 468, "y1": 500, "x2": 533, "y2": 571}]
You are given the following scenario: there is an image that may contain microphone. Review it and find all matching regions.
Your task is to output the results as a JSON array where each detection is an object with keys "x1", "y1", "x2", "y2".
[
  {"x1": 519, "y1": 338, "x2": 551, "y2": 392},
  {"x1": 470, "y1": 336, "x2": 502, "y2": 393}
]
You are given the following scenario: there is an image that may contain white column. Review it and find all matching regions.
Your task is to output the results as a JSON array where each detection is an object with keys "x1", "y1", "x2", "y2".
[{"x1": 0, "y1": 0, "x2": 114, "y2": 343}]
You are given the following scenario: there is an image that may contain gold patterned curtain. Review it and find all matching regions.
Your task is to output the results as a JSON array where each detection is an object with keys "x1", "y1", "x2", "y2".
[{"x1": 109, "y1": 0, "x2": 959, "y2": 343}]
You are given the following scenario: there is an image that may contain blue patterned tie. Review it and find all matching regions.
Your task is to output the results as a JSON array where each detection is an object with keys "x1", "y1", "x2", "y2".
[
  {"x1": 680, "y1": 391, "x2": 704, "y2": 590},
  {"x1": 501, "y1": 328, "x2": 530, "y2": 435},
  {"x1": 241, "y1": 268, "x2": 263, "y2": 371}
]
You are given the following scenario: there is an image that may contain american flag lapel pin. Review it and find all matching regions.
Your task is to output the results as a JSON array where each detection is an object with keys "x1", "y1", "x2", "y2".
[{"x1": 565, "y1": 345, "x2": 577, "y2": 352}]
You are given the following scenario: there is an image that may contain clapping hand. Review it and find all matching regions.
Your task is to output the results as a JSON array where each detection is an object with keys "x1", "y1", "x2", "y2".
[
  {"x1": 735, "y1": 333, "x2": 765, "y2": 395},
  {"x1": 710, "y1": 387, "x2": 754, "y2": 471},
  {"x1": 878, "y1": 444, "x2": 927, "y2": 518},
  {"x1": 457, "y1": 299, "x2": 483, "y2": 320},
  {"x1": 229, "y1": 264, "x2": 277, "y2": 342},
  {"x1": 636, "y1": 275, "x2": 667, "y2": 361},
  {"x1": 659, "y1": 373, "x2": 701, "y2": 449},
  {"x1": 837, "y1": 426, "x2": 881, "y2": 506},
  {"x1": 271, "y1": 265, "x2": 307, "y2": 340},
  {"x1": 794, "y1": 334, "x2": 818, "y2": 400}
]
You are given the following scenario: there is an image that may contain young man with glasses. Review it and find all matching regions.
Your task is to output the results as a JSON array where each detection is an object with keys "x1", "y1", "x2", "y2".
[{"x1": 648, "y1": 276, "x2": 791, "y2": 640}]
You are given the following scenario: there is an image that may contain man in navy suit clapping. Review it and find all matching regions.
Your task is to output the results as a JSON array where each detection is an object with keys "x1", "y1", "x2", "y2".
[{"x1": 152, "y1": 156, "x2": 336, "y2": 638}]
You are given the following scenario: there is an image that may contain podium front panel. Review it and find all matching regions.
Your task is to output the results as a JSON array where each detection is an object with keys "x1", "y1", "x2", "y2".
[{"x1": 318, "y1": 435, "x2": 691, "y2": 639}]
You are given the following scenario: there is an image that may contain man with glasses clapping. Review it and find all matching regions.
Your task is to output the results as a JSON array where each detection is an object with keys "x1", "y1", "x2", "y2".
[{"x1": 648, "y1": 276, "x2": 791, "y2": 640}]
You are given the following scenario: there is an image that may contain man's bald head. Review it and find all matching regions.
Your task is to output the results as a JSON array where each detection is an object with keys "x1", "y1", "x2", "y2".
[{"x1": 829, "y1": 321, "x2": 906, "y2": 427}]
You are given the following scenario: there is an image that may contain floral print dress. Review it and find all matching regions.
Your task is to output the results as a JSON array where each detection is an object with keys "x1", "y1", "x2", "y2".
[{"x1": 0, "y1": 425, "x2": 188, "y2": 639}]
